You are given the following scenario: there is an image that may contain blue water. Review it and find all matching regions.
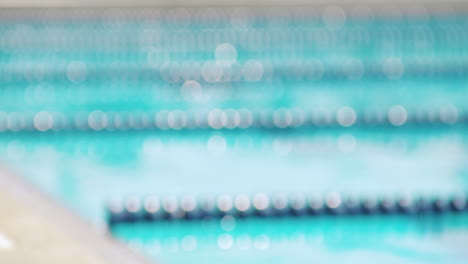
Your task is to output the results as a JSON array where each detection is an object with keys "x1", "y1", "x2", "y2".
[{"x1": 0, "y1": 7, "x2": 467, "y2": 264}]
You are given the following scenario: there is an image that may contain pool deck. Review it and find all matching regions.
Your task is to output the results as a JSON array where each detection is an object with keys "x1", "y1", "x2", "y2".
[
  {"x1": 0, "y1": 166, "x2": 153, "y2": 264},
  {"x1": 0, "y1": 0, "x2": 468, "y2": 9}
]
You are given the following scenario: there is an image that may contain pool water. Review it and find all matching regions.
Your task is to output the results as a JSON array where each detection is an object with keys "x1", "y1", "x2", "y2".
[{"x1": 0, "y1": 7, "x2": 467, "y2": 264}]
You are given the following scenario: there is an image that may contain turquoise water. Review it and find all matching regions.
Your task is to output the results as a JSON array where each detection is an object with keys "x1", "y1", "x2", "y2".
[
  {"x1": 1, "y1": 128, "x2": 467, "y2": 221},
  {"x1": 0, "y1": 7, "x2": 467, "y2": 264},
  {"x1": 113, "y1": 214, "x2": 468, "y2": 264}
]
